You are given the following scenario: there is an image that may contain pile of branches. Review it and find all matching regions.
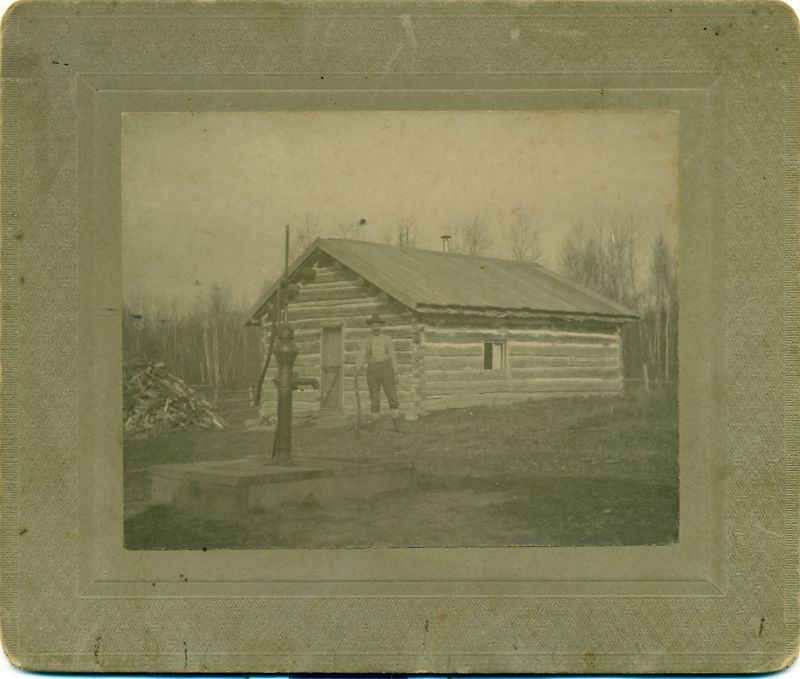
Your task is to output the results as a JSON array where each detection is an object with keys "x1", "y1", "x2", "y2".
[{"x1": 123, "y1": 358, "x2": 226, "y2": 438}]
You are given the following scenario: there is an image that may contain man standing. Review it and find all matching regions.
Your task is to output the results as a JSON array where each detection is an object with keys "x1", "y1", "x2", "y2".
[{"x1": 355, "y1": 313, "x2": 402, "y2": 432}]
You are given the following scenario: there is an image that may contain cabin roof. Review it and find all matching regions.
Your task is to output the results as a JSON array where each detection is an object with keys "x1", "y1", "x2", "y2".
[{"x1": 248, "y1": 238, "x2": 638, "y2": 324}]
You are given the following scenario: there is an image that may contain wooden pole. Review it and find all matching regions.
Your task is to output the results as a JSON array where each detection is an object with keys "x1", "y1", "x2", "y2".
[
  {"x1": 642, "y1": 362, "x2": 649, "y2": 391},
  {"x1": 283, "y1": 224, "x2": 290, "y2": 326}
]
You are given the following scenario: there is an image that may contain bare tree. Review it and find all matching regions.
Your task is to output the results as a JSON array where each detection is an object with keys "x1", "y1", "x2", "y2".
[
  {"x1": 453, "y1": 211, "x2": 491, "y2": 255},
  {"x1": 349, "y1": 217, "x2": 368, "y2": 240},
  {"x1": 600, "y1": 216, "x2": 639, "y2": 311},
  {"x1": 393, "y1": 215, "x2": 418, "y2": 248},
  {"x1": 559, "y1": 220, "x2": 606, "y2": 295},
  {"x1": 558, "y1": 211, "x2": 679, "y2": 386},
  {"x1": 559, "y1": 212, "x2": 645, "y2": 381},
  {"x1": 649, "y1": 233, "x2": 677, "y2": 383},
  {"x1": 123, "y1": 284, "x2": 262, "y2": 390},
  {"x1": 289, "y1": 213, "x2": 322, "y2": 259},
  {"x1": 508, "y1": 206, "x2": 544, "y2": 263},
  {"x1": 560, "y1": 212, "x2": 640, "y2": 310}
]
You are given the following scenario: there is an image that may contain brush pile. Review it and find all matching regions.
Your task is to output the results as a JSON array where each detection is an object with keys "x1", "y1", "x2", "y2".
[{"x1": 123, "y1": 358, "x2": 226, "y2": 438}]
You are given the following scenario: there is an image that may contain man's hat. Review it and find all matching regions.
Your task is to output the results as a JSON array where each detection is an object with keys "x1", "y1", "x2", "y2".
[{"x1": 366, "y1": 313, "x2": 386, "y2": 326}]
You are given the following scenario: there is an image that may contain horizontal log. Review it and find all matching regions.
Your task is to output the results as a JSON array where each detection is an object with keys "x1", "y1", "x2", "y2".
[
  {"x1": 419, "y1": 313, "x2": 625, "y2": 332},
  {"x1": 341, "y1": 340, "x2": 415, "y2": 354},
  {"x1": 295, "y1": 286, "x2": 374, "y2": 304},
  {"x1": 291, "y1": 320, "x2": 413, "y2": 338},
  {"x1": 344, "y1": 321, "x2": 415, "y2": 333},
  {"x1": 423, "y1": 390, "x2": 622, "y2": 411},
  {"x1": 424, "y1": 355, "x2": 619, "y2": 371},
  {"x1": 290, "y1": 338, "x2": 617, "y2": 362},
  {"x1": 345, "y1": 330, "x2": 418, "y2": 351},
  {"x1": 343, "y1": 372, "x2": 414, "y2": 385},
  {"x1": 509, "y1": 337, "x2": 617, "y2": 348},
  {"x1": 344, "y1": 359, "x2": 415, "y2": 372},
  {"x1": 424, "y1": 356, "x2": 483, "y2": 370},
  {"x1": 424, "y1": 331, "x2": 507, "y2": 344},
  {"x1": 508, "y1": 354, "x2": 619, "y2": 368},
  {"x1": 507, "y1": 343, "x2": 618, "y2": 358},
  {"x1": 423, "y1": 343, "x2": 618, "y2": 363},
  {"x1": 298, "y1": 278, "x2": 359, "y2": 291},
  {"x1": 425, "y1": 377, "x2": 622, "y2": 395},
  {"x1": 344, "y1": 342, "x2": 415, "y2": 356},
  {"x1": 289, "y1": 296, "x2": 383, "y2": 313},
  {"x1": 288, "y1": 302, "x2": 398, "y2": 323},
  {"x1": 287, "y1": 314, "x2": 410, "y2": 331},
  {"x1": 288, "y1": 351, "x2": 415, "y2": 375},
  {"x1": 291, "y1": 360, "x2": 323, "y2": 371},
  {"x1": 507, "y1": 330, "x2": 619, "y2": 345},
  {"x1": 424, "y1": 366, "x2": 620, "y2": 381},
  {"x1": 426, "y1": 324, "x2": 618, "y2": 340},
  {"x1": 298, "y1": 268, "x2": 354, "y2": 284},
  {"x1": 344, "y1": 355, "x2": 416, "y2": 367},
  {"x1": 426, "y1": 332, "x2": 619, "y2": 348},
  {"x1": 290, "y1": 338, "x2": 414, "y2": 354},
  {"x1": 426, "y1": 327, "x2": 618, "y2": 344},
  {"x1": 424, "y1": 342, "x2": 485, "y2": 357},
  {"x1": 279, "y1": 361, "x2": 416, "y2": 378},
  {"x1": 258, "y1": 368, "x2": 415, "y2": 386},
  {"x1": 291, "y1": 330, "x2": 413, "y2": 347}
]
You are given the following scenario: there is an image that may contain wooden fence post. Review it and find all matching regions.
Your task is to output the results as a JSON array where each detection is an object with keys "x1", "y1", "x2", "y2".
[{"x1": 642, "y1": 363, "x2": 650, "y2": 391}]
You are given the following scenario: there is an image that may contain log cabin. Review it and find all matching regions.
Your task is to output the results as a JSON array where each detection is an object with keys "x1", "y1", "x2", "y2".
[{"x1": 247, "y1": 238, "x2": 637, "y2": 419}]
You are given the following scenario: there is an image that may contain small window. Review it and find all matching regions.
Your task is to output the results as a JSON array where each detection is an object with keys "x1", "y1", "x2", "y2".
[{"x1": 483, "y1": 341, "x2": 506, "y2": 371}]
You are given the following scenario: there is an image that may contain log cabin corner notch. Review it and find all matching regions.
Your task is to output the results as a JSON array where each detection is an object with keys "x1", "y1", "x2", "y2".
[{"x1": 247, "y1": 238, "x2": 638, "y2": 419}]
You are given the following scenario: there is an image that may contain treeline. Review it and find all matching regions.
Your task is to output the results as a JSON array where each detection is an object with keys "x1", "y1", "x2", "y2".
[
  {"x1": 559, "y1": 215, "x2": 677, "y2": 385},
  {"x1": 283, "y1": 208, "x2": 546, "y2": 263},
  {"x1": 124, "y1": 210, "x2": 677, "y2": 389},
  {"x1": 123, "y1": 286, "x2": 264, "y2": 389}
]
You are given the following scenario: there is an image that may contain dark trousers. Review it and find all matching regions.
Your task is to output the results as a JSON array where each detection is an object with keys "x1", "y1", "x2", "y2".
[{"x1": 366, "y1": 361, "x2": 399, "y2": 413}]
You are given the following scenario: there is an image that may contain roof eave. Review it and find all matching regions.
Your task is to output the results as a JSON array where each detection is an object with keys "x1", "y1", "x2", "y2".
[
  {"x1": 244, "y1": 237, "x2": 325, "y2": 326},
  {"x1": 416, "y1": 303, "x2": 638, "y2": 324}
]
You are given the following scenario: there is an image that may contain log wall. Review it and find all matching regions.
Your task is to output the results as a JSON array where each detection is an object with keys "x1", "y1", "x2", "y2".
[
  {"x1": 420, "y1": 318, "x2": 623, "y2": 412},
  {"x1": 258, "y1": 264, "x2": 419, "y2": 419},
  {"x1": 256, "y1": 259, "x2": 625, "y2": 419}
]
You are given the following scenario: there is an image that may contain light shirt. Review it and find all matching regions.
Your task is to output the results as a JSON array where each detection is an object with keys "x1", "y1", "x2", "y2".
[{"x1": 355, "y1": 332, "x2": 398, "y2": 373}]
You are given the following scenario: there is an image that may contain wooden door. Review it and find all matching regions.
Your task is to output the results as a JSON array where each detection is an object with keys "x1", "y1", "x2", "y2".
[{"x1": 320, "y1": 327, "x2": 343, "y2": 410}]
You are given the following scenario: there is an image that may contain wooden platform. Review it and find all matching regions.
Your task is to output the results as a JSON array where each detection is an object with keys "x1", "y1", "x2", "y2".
[{"x1": 149, "y1": 455, "x2": 415, "y2": 516}]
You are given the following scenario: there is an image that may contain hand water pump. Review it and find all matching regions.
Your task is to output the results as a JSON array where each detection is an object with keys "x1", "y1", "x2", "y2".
[{"x1": 265, "y1": 225, "x2": 318, "y2": 464}]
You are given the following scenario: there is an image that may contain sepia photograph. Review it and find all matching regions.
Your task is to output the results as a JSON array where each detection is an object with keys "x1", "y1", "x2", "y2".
[
  {"x1": 121, "y1": 110, "x2": 680, "y2": 550},
  {"x1": 2, "y1": 0, "x2": 798, "y2": 672}
]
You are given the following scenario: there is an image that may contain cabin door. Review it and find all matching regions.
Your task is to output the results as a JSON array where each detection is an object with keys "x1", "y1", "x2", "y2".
[{"x1": 320, "y1": 326, "x2": 343, "y2": 410}]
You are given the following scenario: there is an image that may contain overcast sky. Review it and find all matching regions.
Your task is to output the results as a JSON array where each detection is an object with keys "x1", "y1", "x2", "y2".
[{"x1": 122, "y1": 110, "x2": 679, "y2": 307}]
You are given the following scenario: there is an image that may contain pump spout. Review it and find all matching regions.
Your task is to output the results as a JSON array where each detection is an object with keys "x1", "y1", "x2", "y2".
[{"x1": 292, "y1": 374, "x2": 319, "y2": 390}]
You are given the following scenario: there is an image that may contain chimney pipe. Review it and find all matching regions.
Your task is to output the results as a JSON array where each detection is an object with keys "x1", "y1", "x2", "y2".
[{"x1": 440, "y1": 235, "x2": 451, "y2": 253}]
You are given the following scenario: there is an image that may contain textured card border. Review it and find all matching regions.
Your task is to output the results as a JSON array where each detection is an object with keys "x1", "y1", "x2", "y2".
[{"x1": 1, "y1": 1, "x2": 798, "y2": 674}]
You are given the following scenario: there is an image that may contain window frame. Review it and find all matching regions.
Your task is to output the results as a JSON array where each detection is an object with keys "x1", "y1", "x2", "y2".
[{"x1": 483, "y1": 339, "x2": 508, "y2": 373}]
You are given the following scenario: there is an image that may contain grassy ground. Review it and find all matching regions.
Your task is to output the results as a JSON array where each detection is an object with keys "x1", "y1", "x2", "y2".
[{"x1": 124, "y1": 389, "x2": 678, "y2": 549}]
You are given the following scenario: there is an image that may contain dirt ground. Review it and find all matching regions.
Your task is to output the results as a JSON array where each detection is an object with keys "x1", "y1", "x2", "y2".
[{"x1": 124, "y1": 389, "x2": 679, "y2": 549}]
